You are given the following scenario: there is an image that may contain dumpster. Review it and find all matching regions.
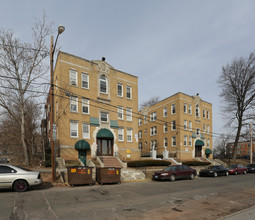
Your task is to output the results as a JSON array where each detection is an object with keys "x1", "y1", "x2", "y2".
[
  {"x1": 67, "y1": 166, "x2": 94, "y2": 186},
  {"x1": 96, "y1": 167, "x2": 121, "y2": 185}
]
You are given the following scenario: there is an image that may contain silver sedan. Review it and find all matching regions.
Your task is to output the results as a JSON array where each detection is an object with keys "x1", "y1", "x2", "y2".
[{"x1": 0, "y1": 164, "x2": 42, "y2": 192}]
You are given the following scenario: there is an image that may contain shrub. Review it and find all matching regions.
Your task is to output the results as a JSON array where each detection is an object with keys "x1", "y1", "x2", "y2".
[
  {"x1": 182, "y1": 161, "x2": 211, "y2": 166},
  {"x1": 127, "y1": 160, "x2": 171, "y2": 167}
]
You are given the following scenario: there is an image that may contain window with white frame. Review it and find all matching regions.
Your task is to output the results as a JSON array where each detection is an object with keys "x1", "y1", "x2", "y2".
[
  {"x1": 126, "y1": 108, "x2": 132, "y2": 121},
  {"x1": 127, "y1": 128, "x2": 133, "y2": 142},
  {"x1": 117, "y1": 106, "x2": 124, "y2": 120},
  {"x1": 163, "y1": 123, "x2": 168, "y2": 133},
  {"x1": 138, "y1": 130, "x2": 142, "y2": 138},
  {"x1": 184, "y1": 120, "x2": 187, "y2": 130},
  {"x1": 144, "y1": 115, "x2": 148, "y2": 124},
  {"x1": 138, "y1": 143, "x2": 142, "y2": 150},
  {"x1": 82, "y1": 123, "x2": 90, "y2": 139},
  {"x1": 70, "y1": 96, "x2": 78, "y2": 112},
  {"x1": 189, "y1": 121, "x2": 192, "y2": 131},
  {"x1": 163, "y1": 107, "x2": 167, "y2": 117},
  {"x1": 150, "y1": 112, "x2": 157, "y2": 121},
  {"x1": 150, "y1": 126, "x2": 157, "y2": 136},
  {"x1": 126, "y1": 86, "x2": 132, "y2": 99},
  {"x1": 189, "y1": 136, "x2": 192, "y2": 146},
  {"x1": 138, "y1": 118, "x2": 142, "y2": 126},
  {"x1": 82, "y1": 98, "x2": 89, "y2": 114},
  {"x1": 171, "y1": 120, "x2": 176, "y2": 131},
  {"x1": 184, "y1": 135, "x2": 187, "y2": 146},
  {"x1": 207, "y1": 110, "x2": 210, "y2": 119},
  {"x1": 117, "y1": 83, "x2": 123, "y2": 97},
  {"x1": 70, "y1": 121, "x2": 78, "y2": 138},
  {"x1": 81, "y1": 73, "x2": 89, "y2": 89},
  {"x1": 100, "y1": 75, "x2": 108, "y2": 94},
  {"x1": 207, "y1": 138, "x2": 210, "y2": 148},
  {"x1": 184, "y1": 103, "x2": 187, "y2": 114},
  {"x1": 188, "y1": 104, "x2": 192, "y2": 115},
  {"x1": 196, "y1": 104, "x2": 200, "y2": 117},
  {"x1": 207, "y1": 125, "x2": 210, "y2": 134},
  {"x1": 100, "y1": 112, "x2": 108, "y2": 123},
  {"x1": 150, "y1": 140, "x2": 157, "y2": 150},
  {"x1": 172, "y1": 136, "x2": 176, "y2": 147},
  {"x1": 196, "y1": 128, "x2": 200, "y2": 136},
  {"x1": 164, "y1": 138, "x2": 168, "y2": 148},
  {"x1": 70, "y1": 69, "x2": 77, "y2": 86},
  {"x1": 118, "y1": 127, "x2": 124, "y2": 141},
  {"x1": 203, "y1": 124, "x2": 206, "y2": 133},
  {"x1": 203, "y1": 109, "x2": 206, "y2": 118},
  {"x1": 171, "y1": 104, "x2": 176, "y2": 114}
]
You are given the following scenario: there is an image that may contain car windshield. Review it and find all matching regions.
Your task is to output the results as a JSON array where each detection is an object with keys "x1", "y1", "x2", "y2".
[
  {"x1": 207, "y1": 166, "x2": 218, "y2": 170},
  {"x1": 228, "y1": 165, "x2": 237, "y2": 168},
  {"x1": 247, "y1": 164, "x2": 255, "y2": 168},
  {"x1": 163, "y1": 166, "x2": 177, "y2": 171}
]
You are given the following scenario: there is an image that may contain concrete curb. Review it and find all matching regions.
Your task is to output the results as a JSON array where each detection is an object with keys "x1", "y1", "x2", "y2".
[{"x1": 218, "y1": 205, "x2": 255, "y2": 220}]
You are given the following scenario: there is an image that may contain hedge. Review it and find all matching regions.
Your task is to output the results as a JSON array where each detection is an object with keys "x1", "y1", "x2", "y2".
[
  {"x1": 127, "y1": 160, "x2": 171, "y2": 167},
  {"x1": 182, "y1": 161, "x2": 211, "y2": 166}
]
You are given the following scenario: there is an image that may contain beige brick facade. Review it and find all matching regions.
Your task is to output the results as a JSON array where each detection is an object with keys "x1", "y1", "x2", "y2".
[
  {"x1": 52, "y1": 52, "x2": 140, "y2": 163},
  {"x1": 138, "y1": 93, "x2": 213, "y2": 161}
]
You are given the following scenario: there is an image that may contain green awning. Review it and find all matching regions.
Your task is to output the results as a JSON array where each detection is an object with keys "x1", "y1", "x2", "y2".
[
  {"x1": 110, "y1": 120, "x2": 119, "y2": 129},
  {"x1": 192, "y1": 132, "x2": 197, "y2": 138},
  {"x1": 205, "y1": 148, "x2": 212, "y2": 155},
  {"x1": 96, "y1": 128, "x2": 114, "y2": 139},
  {"x1": 195, "y1": 139, "x2": 204, "y2": 146},
  {"x1": 90, "y1": 117, "x2": 100, "y2": 126},
  {"x1": 75, "y1": 140, "x2": 90, "y2": 150}
]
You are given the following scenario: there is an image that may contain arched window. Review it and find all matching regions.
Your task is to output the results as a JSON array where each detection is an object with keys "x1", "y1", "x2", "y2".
[
  {"x1": 196, "y1": 104, "x2": 200, "y2": 117},
  {"x1": 100, "y1": 75, "x2": 108, "y2": 94}
]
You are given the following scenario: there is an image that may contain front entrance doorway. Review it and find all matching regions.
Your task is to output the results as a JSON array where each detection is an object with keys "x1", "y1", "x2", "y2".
[
  {"x1": 195, "y1": 139, "x2": 204, "y2": 157},
  {"x1": 96, "y1": 128, "x2": 114, "y2": 156},
  {"x1": 78, "y1": 150, "x2": 87, "y2": 165},
  {"x1": 75, "y1": 140, "x2": 90, "y2": 166}
]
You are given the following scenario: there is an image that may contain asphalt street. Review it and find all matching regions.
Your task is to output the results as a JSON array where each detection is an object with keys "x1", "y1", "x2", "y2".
[{"x1": 1, "y1": 174, "x2": 255, "y2": 220}]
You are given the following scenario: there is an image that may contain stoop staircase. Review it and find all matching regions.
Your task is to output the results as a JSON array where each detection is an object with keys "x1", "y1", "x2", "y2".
[{"x1": 99, "y1": 156, "x2": 123, "y2": 168}]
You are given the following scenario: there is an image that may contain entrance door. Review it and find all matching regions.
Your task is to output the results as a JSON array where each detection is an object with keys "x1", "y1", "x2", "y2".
[
  {"x1": 195, "y1": 146, "x2": 202, "y2": 157},
  {"x1": 78, "y1": 150, "x2": 87, "y2": 165},
  {"x1": 97, "y1": 139, "x2": 113, "y2": 156}
]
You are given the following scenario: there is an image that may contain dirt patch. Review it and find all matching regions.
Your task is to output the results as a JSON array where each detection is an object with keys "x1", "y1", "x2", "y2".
[{"x1": 141, "y1": 188, "x2": 255, "y2": 220}]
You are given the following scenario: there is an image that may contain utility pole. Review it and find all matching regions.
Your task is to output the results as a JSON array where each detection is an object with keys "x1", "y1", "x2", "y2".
[{"x1": 250, "y1": 123, "x2": 253, "y2": 164}]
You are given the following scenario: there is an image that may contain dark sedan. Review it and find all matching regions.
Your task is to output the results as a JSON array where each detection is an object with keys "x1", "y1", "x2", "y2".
[
  {"x1": 247, "y1": 164, "x2": 255, "y2": 173},
  {"x1": 152, "y1": 165, "x2": 197, "y2": 182},
  {"x1": 199, "y1": 165, "x2": 229, "y2": 177},
  {"x1": 227, "y1": 164, "x2": 247, "y2": 175}
]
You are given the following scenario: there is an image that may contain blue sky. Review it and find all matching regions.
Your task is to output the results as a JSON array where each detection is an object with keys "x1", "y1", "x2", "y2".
[{"x1": 1, "y1": 0, "x2": 255, "y2": 138}]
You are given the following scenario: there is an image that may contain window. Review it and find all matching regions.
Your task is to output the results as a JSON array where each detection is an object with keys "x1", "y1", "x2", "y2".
[
  {"x1": 207, "y1": 125, "x2": 210, "y2": 134},
  {"x1": 171, "y1": 120, "x2": 176, "y2": 131},
  {"x1": 138, "y1": 118, "x2": 142, "y2": 126},
  {"x1": 70, "y1": 96, "x2": 78, "y2": 112},
  {"x1": 207, "y1": 110, "x2": 210, "y2": 119},
  {"x1": 188, "y1": 104, "x2": 192, "y2": 115},
  {"x1": 70, "y1": 121, "x2": 78, "y2": 138},
  {"x1": 100, "y1": 112, "x2": 108, "y2": 123},
  {"x1": 117, "y1": 106, "x2": 124, "y2": 120},
  {"x1": 196, "y1": 128, "x2": 200, "y2": 136},
  {"x1": 138, "y1": 143, "x2": 142, "y2": 150},
  {"x1": 184, "y1": 135, "x2": 187, "y2": 146},
  {"x1": 100, "y1": 75, "x2": 108, "y2": 94},
  {"x1": 138, "y1": 130, "x2": 142, "y2": 138},
  {"x1": 150, "y1": 140, "x2": 157, "y2": 150},
  {"x1": 117, "y1": 83, "x2": 123, "y2": 97},
  {"x1": 82, "y1": 98, "x2": 89, "y2": 114},
  {"x1": 203, "y1": 124, "x2": 206, "y2": 133},
  {"x1": 189, "y1": 136, "x2": 192, "y2": 146},
  {"x1": 82, "y1": 123, "x2": 90, "y2": 139},
  {"x1": 184, "y1": 120, "x2": 187, "y2": 130},
  {"x1": 172, "y1": 136, "x2": 176, "y2": 147},
  {"x1": 118, "y1": 127, "x2": 124, "y2": 141},
  {"x1": 196, "y1": 105, "x2": 200, "y2": 117},
  {"x1": 171, "y1": 104, "x2": 176, "y2": 114},
  {"x1": 144, "y1": 115, "x2": 148, "y2": 124},
  {"x1": 189, "y1": 121, "x2": 192, "y2": 131},
  {"x1": 126, "y1": 86, "x2": 132, "y2": 99},
  {"x1": 126, "y1": 108, "x2": 132, "y2": 121},
  {"x1": 207, "y1": 138, "x2": 210, "y2": 148},
  {"x1": 150, "y1": 126, "x2": 157, "y2": 136},
  {"x1": 203, "y1": 109, "x2": 206, "y2": 118},
  {"x1": 127, "y1": 128, "x2": 133, "y2": 142},
  {"x1": 164, "y1": 138, "x2": 168, "y2": 148},
  {"x1": 81, "y1": 73, "x2": 89, "y2": 89},
  {"x1": 184, "y1": 103, "x2": 187, "y2": 114},
  {"x1": 70, "y1": 69, "x2": 77, "y2": 86},
  {"x1": 0, "y1": 165, "x2": 17, "y2": 173},
  {"x1": 163, "y1": 107, "x2": 167, "y2": 117},
  {"x1": 163, "y1": 123, "x2": 168, "y2": 133},
  {"x1": 150, "y1": 112, "x2": 157, "y2": 121}
]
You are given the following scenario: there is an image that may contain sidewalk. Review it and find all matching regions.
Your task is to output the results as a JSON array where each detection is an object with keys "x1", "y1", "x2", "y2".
[{"x1": 219, "y1": 205, "x2": 255, "y2": 220}]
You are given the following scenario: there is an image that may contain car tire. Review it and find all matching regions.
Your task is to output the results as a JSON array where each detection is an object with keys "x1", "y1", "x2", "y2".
[
  {"x1": 13, "y1": 180, "x2": 29, "y2": 192},
  {"x1": 213, "y1": 172, "x2": 217, "y2": 177},
  {"x1": 190, "y1": 173, "x2": 195, "y2": 180},
  {"x1": 225, "y1": 171, "x2": 229, "y2": 176},
  {"x1": 235, "y1": 171, "x2": 238, "y2": 175},
  {"x1": 169, "y1": 175, "x2": 175, "y2": 182}
]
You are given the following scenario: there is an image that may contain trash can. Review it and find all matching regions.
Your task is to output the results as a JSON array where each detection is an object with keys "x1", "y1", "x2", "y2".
[
  {"x1": 67, "y1": 166, "x2": 94, "y2": 186},
  {"x1": 96, "y1": 167, "x2": 121, "y2": 185}
]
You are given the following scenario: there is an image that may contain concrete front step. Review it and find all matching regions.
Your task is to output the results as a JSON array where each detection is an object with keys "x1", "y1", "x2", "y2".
[{"x1": 99, "y1": 156, "x2": 123, "y2": 168}]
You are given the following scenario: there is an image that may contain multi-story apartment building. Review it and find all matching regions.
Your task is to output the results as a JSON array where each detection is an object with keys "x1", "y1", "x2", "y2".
[
  {"x1": 138, "y1": 93, "x2": 213, "y2": 161},
  {"x1": 226, "y1": 141, "x2": 255, "y2": 158},
  {"x1": 45, "y1": 52, "x2": 140, "y2": 165}
]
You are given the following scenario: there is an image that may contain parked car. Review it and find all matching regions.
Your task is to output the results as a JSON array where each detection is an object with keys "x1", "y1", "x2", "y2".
[
  {"x1": 227, "y1": 164, "x2": 247, "y2": 175},
  {"x1": 152, "y1": 165, "x2": 197, "y2": 182},
  {"x1": 0, "y1": 164, "x2": 41, "y2": 192},
  {"x1": 247, "y1": 164, "x2": 255, "y2": 173},
  {"x1": 199, "y1": 165, "x2": 229, "y2": 177}
]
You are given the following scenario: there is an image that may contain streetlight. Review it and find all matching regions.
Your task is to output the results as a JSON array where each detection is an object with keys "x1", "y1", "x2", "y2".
[{"x1": 50, "y1": 25, "x2": 65, "y2": 182}]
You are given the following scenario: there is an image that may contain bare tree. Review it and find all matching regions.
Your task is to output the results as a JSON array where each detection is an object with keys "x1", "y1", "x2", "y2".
[
  {"x1": 0, "y1": 13, "x2": 52, "y2": 166},
  {"x1": 140, "y1": 96, "x2": 160, "y2": 109},
  {"x1": 213, "y1": 134, "x2": 231, "y2": 158},
  {"x1": 218, "y1": 52, "x2": 255, "y2": 161}
]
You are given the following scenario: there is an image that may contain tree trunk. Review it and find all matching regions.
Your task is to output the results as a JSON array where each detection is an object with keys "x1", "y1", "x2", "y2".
[
  {"x1": 21, "y1": 107, "x2": 30, "y2": 166},
  {"x1": 232, "y1": 118, "x2": 243, "y2": 162}
]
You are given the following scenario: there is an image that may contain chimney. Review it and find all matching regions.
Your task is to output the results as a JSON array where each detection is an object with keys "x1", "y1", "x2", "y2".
[{"x1": 102, "y1": 57, "x2": 106, "y2": 61}]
